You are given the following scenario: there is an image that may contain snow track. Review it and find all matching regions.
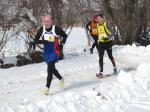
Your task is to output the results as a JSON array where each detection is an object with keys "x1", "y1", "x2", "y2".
[{"x1": 1, "y1": 45, "x2": 150, "y2": 112}]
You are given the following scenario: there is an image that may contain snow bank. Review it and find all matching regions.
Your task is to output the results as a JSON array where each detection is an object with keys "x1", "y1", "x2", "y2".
[
  {"x1": 1, "y1": 64, "x2": 150, "y2": 112},
  {"x1": 1, "y1": 28, "x2": 150, "y2": 112},
  {"x1": 115, "y1": 44, "x2": 150, "y2": 68}
]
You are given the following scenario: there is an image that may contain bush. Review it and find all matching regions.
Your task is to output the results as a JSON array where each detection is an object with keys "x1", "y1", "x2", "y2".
[
  {"x1": 1, "y1": 63, "x2": 15, "y2": 68},
  {"x1": 16, "y1": 54, "x2": 32, "y2": 66},
  {"x1": 30, "y1": 51, "x2": 43, "y2": 63}
]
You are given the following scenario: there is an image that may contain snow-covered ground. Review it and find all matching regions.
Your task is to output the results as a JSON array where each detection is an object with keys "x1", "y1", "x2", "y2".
[{"x1": 0, "y1": 28, "x2": 150, "y2": 112}]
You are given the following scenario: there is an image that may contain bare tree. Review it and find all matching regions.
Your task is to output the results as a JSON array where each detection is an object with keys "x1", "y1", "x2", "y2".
[
  {"x1": 102, "y1": 0, "x2": 150, "y2": 44},
  {"x1": 0, "y1": 27, "x2": 20, "y2": 52},
  {"x1": 0, "y1": 0, "x2": 38, "y2": 54},
  {"x1": 46, "y1": 0, "x2": 64, "y2": 27}
]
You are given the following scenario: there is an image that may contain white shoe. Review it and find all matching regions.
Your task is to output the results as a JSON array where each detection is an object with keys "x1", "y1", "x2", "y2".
[
  {"x1": 59, "y1": 78, "x2": 64, "y2": 88},
  {"x1": 42, "y1": 87, "x2": 49, "y2": 95},
  {"x1": 113, "y1": 67, "x2": 118, "y2": 75}
]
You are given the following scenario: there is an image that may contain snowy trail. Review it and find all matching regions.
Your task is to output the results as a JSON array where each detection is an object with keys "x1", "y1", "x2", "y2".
[
  {"x1": 0, "y1": 51, "x2": 117, "y2": 108},
  {"x1": 1, "y1": 45, "x2": 150, "y2": 112}
]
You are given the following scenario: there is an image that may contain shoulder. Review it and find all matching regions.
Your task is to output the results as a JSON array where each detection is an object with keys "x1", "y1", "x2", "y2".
[
  {"x1": 37, "y1": 27, "x2": 43, "y2": 33},
  {"x1": 54, "y1": 25, "x2": 64, "y2": 33},
  {"x1": 87, "y1": 21, "x2": 92, "y2": 25},
  {"x1": 54, "y1": 25, "x2": 62, "y2": 30},
  {"x1": 104, "y1": 21, "x2": 113, "y2": 27},
  {"x1": 104, "y1": 22, "x2": 114, "y2": 34},
  {"x1": 104, "y1": 21, "x2": 112, "y2": 29}
]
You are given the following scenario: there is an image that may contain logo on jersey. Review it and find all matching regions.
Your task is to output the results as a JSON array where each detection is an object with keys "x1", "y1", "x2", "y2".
[{"x1": 44, "y1": 33, "x2": 55, "y2": 42}]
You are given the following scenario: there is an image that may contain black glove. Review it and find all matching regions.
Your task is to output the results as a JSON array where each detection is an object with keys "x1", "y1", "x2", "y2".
[
  {"x1": 89, "y1": 29, "x2": 92, "y2": 33},
  {"x1": 59, "y1": 43, "x2": 64, "y2": 50},
  {"x1": 103, "y1": 37, "x2": 109, "y2": 41},
  {"x1": 32, "y1": 42, "x2": 36, "y2": 51}
]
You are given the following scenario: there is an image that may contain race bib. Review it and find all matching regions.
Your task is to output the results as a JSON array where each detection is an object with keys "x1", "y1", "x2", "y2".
[
  {"x1": 44, "y1": 33, "x2": 55, "y2": 42},
  {"x1": 92, "y1": 29, "x2": 97, "y2": 33},
  {"x1": 99, "y1": 33, "x2": 107, "y2": 38}
]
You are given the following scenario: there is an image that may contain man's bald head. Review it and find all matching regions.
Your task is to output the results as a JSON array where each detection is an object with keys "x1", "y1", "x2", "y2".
[{"x1": 43, "y1": 15, "x2": 53, "y2": 28}]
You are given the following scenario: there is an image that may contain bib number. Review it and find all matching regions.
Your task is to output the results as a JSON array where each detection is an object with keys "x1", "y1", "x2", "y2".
[
  {"x1": 99, "y1": 33, "x2": 107, "y2": 39},
  {"x1": 92, "y1": 29, "x2": 97, "y2": 33},
  {"x1": 44, "y1": 33, "x2": 55, "y2": 42}
]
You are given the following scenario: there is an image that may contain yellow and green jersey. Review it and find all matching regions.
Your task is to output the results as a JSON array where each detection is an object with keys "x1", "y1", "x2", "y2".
[{"x1": 97, "y1": 22, "x2": 113, "y2": 42}]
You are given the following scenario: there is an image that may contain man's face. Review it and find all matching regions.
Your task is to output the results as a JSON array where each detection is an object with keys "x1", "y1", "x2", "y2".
[
  {"x1": 96, "y1": 16, "x2": 104, "y2": 24},
  {"x1": 43, "y1": 16, "x2": 52, "y2": 28}
]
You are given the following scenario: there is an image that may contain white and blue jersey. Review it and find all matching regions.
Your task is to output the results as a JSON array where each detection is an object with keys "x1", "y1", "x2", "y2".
[{"x1": 34, "y1": 25, "x2": 67, "y2": 63}]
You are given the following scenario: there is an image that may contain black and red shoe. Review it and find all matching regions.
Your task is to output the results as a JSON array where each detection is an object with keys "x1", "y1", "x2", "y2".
[{"x1": 96, "y1": 72, "x2": 103, "y2": 79}]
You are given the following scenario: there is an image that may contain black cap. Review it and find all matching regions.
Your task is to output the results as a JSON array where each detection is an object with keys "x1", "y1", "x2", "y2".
[{"x1": 95, "y1": 13, "x2": 104, "y2": 18}]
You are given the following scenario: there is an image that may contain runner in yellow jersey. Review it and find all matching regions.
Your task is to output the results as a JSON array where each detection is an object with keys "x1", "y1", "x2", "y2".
[{"x1": 95, "y1": 13, "x2": 118, "y2": 78}]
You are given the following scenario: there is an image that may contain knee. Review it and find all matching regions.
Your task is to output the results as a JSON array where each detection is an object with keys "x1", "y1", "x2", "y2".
[
  {"x1": 99, "y1": 57, "x2": 103, "y2": 62},
  {"x1": 108, "y1": 55, "x2": 113, "y2": 59},
  {"x1": 47, "y1": 74, "x2": 53, "y2": 79}
]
